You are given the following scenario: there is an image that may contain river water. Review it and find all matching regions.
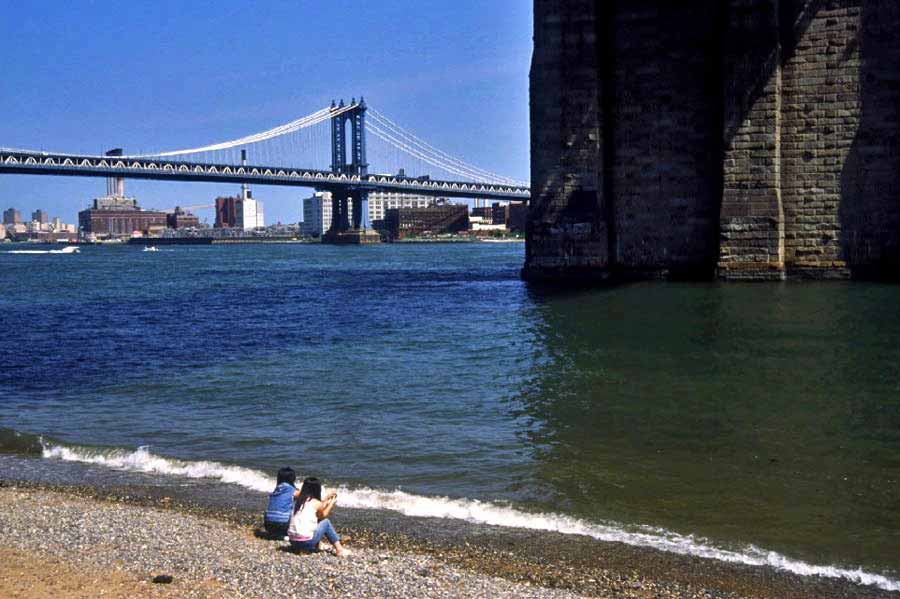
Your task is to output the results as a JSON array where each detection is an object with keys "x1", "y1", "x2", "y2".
[{"x1": 0, "y1": 242, "x2": 898, "y2": 589}]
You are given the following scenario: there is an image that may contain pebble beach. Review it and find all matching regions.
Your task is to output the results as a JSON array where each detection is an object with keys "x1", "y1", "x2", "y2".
[
  {"x1": 0, "y1": 485, "x2": 580, "y2": 599},
  {"x1": 1, "y1": 482, "x2": 896, "y2": 599}
]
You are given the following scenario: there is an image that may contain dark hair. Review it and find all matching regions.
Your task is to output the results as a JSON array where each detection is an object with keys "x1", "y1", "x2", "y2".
[
  {"x1": 276, "y1": 467, "x2": 296, "y2": 486},
  {"x1": 293, "y1": 476, "x2": 322, "y2": 513}
]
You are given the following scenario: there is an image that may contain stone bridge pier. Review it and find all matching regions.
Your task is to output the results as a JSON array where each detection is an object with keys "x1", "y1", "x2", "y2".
[{"x1": 525, "y1": 0, "x2": 900, "y2": 282}]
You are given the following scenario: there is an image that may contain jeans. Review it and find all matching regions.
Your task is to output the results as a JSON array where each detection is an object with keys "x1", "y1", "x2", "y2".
[
  {"x1": 263, "y1": 519, "x2": 289, "y2": 539},
  {"x1": 289, "y1": 518, "x2": 340, "y2": 552}
]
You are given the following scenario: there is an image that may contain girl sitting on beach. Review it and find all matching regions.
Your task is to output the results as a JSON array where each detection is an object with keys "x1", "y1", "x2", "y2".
[
  {"x1": 287, "y1": 476, "x2": 350, "y2": 557},
  {"x1": 263, "y1": 467, "x2": 298, "y2": 539}
]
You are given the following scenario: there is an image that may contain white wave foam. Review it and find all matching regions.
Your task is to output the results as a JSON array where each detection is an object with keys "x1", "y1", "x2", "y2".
[
  {"x1": 41, "y1": 442, "x2": 900, "y2": 592},
  {"x1": 42, "y1": 444, "x2": 273, "y2": 493}
]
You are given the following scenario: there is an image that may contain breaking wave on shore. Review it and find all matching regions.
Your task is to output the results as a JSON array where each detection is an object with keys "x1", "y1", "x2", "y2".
[{"x1": 3, "y1": 430, "x2": 896, "y2": 592}]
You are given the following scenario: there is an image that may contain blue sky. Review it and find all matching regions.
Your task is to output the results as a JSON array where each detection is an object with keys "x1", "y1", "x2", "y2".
[{"x1": 0, "y1": 0, "x2": 532, "y2": 225}]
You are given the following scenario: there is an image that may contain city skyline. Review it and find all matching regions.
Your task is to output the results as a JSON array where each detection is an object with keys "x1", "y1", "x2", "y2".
[{"x1": 0, "y1": 1, "x2": 532, "y2": 225}]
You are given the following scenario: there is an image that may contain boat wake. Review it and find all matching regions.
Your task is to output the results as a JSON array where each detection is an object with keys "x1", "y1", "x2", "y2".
[{"x1": 4, "y1": 246, "x2": 80, "y2": 255}]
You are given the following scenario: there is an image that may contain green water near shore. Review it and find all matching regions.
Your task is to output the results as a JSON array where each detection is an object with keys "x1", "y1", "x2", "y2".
[{"x1": 521, "y1": 282, "x2": 900, "y2": 571}]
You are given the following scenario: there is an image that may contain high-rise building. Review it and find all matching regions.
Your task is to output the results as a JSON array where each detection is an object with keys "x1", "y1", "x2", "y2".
[
  {"x1": 300, "y1": 192, "x2": 331, "y2": 236},
  {"x1": 215, "y1": 196, "x2": 238, "y2": 228},
  {"x1": 3, "y1": 208, "x2": 21, "y2": 225},
  {"x1": 239, "y1": 196, "x2": 264, "y2": 230},
  {"x1": 506, "y1": 202, "x2": 528, "y2": 233},
  {"x1": 367, "y1": 191, "x2": 434, "y2": 226},
  {"x1": 31, "y1": 209, "x2": 48, "y2": 224},
  {"x1": 214, "y1": 189, "x2": 264, "y2": 230},
  {"x1": 490, "y1": 203, "x2": 508, "y2": 225},
  {"x1": 27, "y1": 220, "x2": 51, "y2": 234},
  {"x1": 471, "y1": 206, "x2": 493, "y2": 221},
  {"x1": 301, "y1": 191, "x2": 437, "y2": 236}
]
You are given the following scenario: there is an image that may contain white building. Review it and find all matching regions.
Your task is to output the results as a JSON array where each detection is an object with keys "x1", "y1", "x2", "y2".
[
  {"x1": 237, "y1": 196, "x2": 265, "y2": 230},
  {"x1": 27, "y1": 221, "x2": 51, "y2": 233},
  {"x1": 301, "y1": 192, "x2": 331, "y2": 236},
  {"x1": 368, "y1": 191, "x2": 433, "y2": 223},
  {"x1": 301, "y1": 191, "x2": 436, "y2": 236},
  {"x1": 469, "y1": 215, "x2": 507, "y2": 232}
]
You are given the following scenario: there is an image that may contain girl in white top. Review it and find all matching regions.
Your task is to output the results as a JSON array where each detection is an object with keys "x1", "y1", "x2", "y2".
[{"x1": 287, "y1": 476, "x2": 350, "y2": 557}]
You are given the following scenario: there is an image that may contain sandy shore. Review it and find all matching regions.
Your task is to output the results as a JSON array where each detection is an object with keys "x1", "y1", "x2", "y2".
[
  {"x1": 0, "y1": 483, "x2": 895, "y2": 599},
  {"x1": 0, "y1": 546, "x2": 226, "y2": 599}
]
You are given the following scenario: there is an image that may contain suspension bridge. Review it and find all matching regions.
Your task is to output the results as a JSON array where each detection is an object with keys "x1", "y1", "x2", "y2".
[{"x1": 0, "y1": 98, "x2": 529, "y2": 241}]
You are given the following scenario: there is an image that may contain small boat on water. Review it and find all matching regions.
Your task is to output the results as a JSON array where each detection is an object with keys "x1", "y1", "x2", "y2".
[
  {"x1": 143, "y1": 246, "x2": 160, "y2": 252},
  {"x1": 5, "y1": 246, "x2": 80, "y2": 255}
]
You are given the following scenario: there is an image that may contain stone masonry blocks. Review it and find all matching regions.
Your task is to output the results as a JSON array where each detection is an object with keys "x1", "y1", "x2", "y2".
[{"x1": 525, "y1": 0, "x2": 900, "y2": 283}]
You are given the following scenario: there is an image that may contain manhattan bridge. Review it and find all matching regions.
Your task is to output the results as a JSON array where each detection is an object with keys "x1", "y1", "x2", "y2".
[{"x1": 0, "y1": 98, "x2": 529, "y2": 239}]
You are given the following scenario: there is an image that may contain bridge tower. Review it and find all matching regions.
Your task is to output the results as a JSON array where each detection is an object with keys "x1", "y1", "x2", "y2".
[
  {"x1": 324, "y1": 97, "x2": 380, "y2": 244},
  {"x1": 105, "y1": 148, "x2": 125, "y2": 197}
]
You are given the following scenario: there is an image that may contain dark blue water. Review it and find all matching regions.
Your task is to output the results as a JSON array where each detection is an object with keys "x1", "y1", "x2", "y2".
[
  {"x1": 1, "y1": 242, "x2": 899, "y2": 588},
  {"x1": 0, "y1": 243, "x2": 539, "y2": 495}
]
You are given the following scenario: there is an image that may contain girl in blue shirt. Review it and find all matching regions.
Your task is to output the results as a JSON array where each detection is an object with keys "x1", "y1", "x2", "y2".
[{"x1": 263, "y1": 467, "x2": 298, "y2": 538}]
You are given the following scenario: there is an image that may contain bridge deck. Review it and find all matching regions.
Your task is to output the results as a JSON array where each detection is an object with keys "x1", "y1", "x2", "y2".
[{"x1": 0, "y1": 150, "x2": 529, "y2": 202}]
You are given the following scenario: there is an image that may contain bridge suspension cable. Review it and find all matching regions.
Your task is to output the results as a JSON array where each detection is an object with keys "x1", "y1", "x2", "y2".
[
  {"x1": 366, "y1": 109, "x2": 526, "y2": 187},
  {"x1": 123, "y1": 104, "x2": 355, "y2": 159},
  {"x1": 1, "y1": 100, "x2": 527, "y2": 190},
  {"x1": 366, "y1": 121, "x2": 505, "y2": 183}
]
